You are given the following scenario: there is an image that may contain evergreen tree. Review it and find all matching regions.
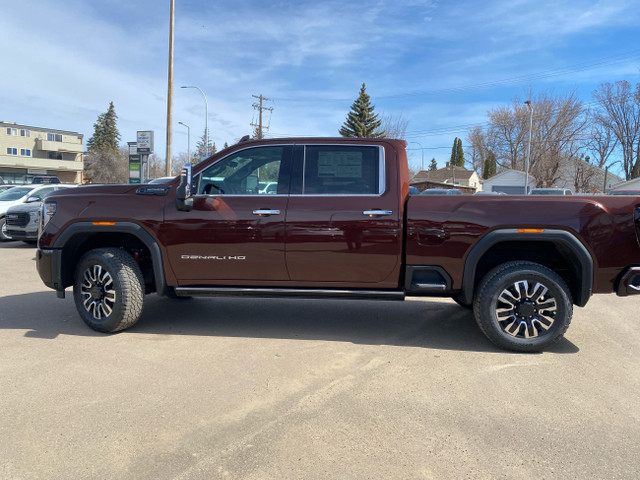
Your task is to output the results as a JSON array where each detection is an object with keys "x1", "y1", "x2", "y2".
[
  {"x1": 339, "y1": 83, "x2": 384, "y2": 138},
  {"x1": 195, "y1": 129, "x2": 215, "y2": 160},
  {"x1": 429, "y1": 158, "x2": 438, "y2": 171},
  {"x1": 482, "y1": 151, "x2": 497, "y2": 179},
  {"x1": 450, "y1": 137, "x2": 464, "y2": 167},
  {"x1": 86, "y1": 101, "x2": 121, "y2": 152}
]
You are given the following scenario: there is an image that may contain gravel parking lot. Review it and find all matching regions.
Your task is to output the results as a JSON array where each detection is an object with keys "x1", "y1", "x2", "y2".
[{"x1": 1, "y1": 241, "x2": 639, "y2": 479}]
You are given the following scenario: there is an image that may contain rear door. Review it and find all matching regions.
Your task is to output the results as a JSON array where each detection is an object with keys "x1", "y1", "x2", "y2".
[{"x1": 285, "y1": 143, "x2": 402, "y2": 288}]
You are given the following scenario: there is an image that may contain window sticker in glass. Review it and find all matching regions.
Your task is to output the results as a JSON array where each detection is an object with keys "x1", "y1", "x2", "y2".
[{"x1": 318, "y1": 151, "x2": 363, "y2": 178}]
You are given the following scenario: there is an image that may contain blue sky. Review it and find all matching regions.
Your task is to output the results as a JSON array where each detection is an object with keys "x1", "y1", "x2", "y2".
[{"x1": 2, "y1": 0, "x2": 639, "y2": 171}]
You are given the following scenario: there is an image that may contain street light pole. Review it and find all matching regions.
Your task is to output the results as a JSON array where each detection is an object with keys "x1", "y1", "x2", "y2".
[
  {"x1": 181, "y1": 85, "x2": 208, "y2": 159},
  {"x1": 178, "y1": 121, "x2": 190, "y2": 164},
  {"x1": 524, "y1": 100, "x2": 533, "y2": 194},
  {"x1": 409, "y1": 141, "x2": 424, "y2": 170}
]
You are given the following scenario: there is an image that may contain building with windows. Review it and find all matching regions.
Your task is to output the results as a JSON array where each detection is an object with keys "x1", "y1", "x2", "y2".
[{"x1": 0, "y1": 121, "x2": 83, "y2": 184}]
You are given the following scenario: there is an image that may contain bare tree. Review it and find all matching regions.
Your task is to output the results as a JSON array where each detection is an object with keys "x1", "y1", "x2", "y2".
[
  {"x1": 585, "y1": 117, "x2": 619, "y2": 169},
  {"x1": 592, "y1": 81, "x2": 640, "y2": 179},
  {"x1": 472, "y1": 92, "x2": 586, "y2": 187},
  {"x1": 147, "y1": 154, "x2": 167, "y2": 179},
  {"x1": 531, "y1": 92, "x2": 587, "y2": 187},
  {"x1": 467, "y1": 126, "x2": 489, "y2": 172},
  {"x1": 380, "y1": 113, "x2": 409, "y2": 139},
  {"x1": 84, "y1": 147, "x2": 129, "y2": 183}
]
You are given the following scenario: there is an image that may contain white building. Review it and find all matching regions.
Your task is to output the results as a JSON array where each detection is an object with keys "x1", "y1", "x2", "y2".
[{"x1": 480, "y1": 169, "x2": 536, "y2": 194}]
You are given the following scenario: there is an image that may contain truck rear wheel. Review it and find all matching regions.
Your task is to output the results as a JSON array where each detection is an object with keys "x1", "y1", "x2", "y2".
[
  {"x1": 73, "y1": 248, "x2": 144, "y2": 332},
  {"x1": 473, "y1": 261, "x2": 572, "y2": 352}
]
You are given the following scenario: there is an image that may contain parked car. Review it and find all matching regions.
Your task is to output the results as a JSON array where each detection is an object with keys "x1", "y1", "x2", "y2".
[
  {"x1": 5, "y1": 185, "x2": 76, "y2": 243},
  {"x1": 530, "y1": 188, "x2": 572, "y2": 195},
  {"x1": 31, "y1": 175, "x2": 61, "y2": 184},
  {"x1": 608, "y1": 190, "x2": 640, "y2": 196},
  {"x1": 258, "y1": 182, "x2": 278, "y2": 194},
  {"x1": 0, "y1": 185, "x2": 65, "y2": 241},
  {"x1": 409, "y1": 186, "x2": 419, "y2": 195},
  {"x1": 474, "y1": 191, "x2": 506, "y2": 195},
  {"x1": 420, "y1": 188, "x2": 463, "y2": 195}
]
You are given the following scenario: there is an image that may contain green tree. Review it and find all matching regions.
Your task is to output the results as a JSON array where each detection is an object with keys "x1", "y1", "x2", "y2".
[
  {"x1": 482, "y1": 151, "x2": 497, "y2": 179},
  {"x1": 429, "y1": 158, "x2": 438, "y2": 171},
  {"x1": 84, "y1": 102, "x2": 125, "y2": 183},
  {"x1": 450, "y1": 137, "x2": 464, "y2": 167},
  {"x1": 195, "y1": 129, "x2": 215, "y2": 161},
  {"x1": 339, "y1": 83, "x2": 384, "y2": 138},
  {"x1": 86, "y1": 101, "x2": 121, "y2": 152}
]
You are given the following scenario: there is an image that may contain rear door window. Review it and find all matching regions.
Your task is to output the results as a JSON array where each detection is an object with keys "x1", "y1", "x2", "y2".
[{"x1": 296, "y1": 145, "x2": 383, "y2": 195}]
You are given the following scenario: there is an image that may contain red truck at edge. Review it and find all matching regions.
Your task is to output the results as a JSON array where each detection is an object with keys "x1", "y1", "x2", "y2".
[{"x1": 36, "y1": 137, "x2": 640, "y2": 352}]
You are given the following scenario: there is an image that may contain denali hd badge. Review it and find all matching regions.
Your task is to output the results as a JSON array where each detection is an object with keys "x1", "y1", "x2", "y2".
[{"x1": 181, "y1": 255, "x2": 246, "y2": 260}]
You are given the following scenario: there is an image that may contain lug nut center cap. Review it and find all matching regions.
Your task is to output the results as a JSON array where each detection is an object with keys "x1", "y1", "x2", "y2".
[{"x1": 517, "y1": 302, "x2": 536, "y2": 318}]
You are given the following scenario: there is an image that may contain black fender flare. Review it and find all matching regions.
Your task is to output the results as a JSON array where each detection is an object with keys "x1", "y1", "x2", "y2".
[
  {"x1": 52, "y1": 221, "x2": 167, "y2": 296},
  {"x1": 459, "y1": 228, "x2": 593, "y2": 307}
]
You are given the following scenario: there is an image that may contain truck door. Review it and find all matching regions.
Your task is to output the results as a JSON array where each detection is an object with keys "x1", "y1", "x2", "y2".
[
  {"x1": 285, "y1": 144, "x2": 402, "y2": 288},
  {"x1": 163, "y1": 145, "x2": 292, "y2": 283}
]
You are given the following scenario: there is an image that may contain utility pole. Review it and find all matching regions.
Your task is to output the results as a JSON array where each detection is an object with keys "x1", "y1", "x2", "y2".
[
  {"x1": 165, "y1": 0, "x2": 175, "y2": 176},
  {"x1": 251, "y1": 94, "x2": 273, "y2": 139}
]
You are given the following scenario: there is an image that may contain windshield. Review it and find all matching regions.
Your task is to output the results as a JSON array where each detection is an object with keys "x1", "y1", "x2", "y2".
[{"x1": 0, "y1": 186, "x2": 33, "y2": 201}]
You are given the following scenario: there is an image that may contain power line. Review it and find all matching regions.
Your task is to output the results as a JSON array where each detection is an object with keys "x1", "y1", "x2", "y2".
[{"x1": 270, "y1": 50, "x2": 640, "y2": 103}]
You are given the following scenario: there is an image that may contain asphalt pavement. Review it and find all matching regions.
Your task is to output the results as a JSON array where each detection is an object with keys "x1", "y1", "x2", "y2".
[{"x1": 1, "y1": 241, "x2": 639, "y2": 479}]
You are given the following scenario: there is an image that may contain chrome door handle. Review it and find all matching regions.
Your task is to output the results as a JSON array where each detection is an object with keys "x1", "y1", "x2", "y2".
[
  {"x1": 253, "y1": 209, "x2": 281, "y2": 216},
  {"x1": 363, "y1": 210, "x2": 393, "y2": 217}
]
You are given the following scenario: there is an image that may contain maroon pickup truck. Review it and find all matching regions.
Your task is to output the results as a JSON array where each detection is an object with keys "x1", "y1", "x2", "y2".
[{"x1": 36, "y1": 137, "x2": 640, "y2": 352}]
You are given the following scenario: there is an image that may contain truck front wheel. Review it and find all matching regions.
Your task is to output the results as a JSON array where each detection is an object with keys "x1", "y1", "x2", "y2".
[
  {"x1": 73, "y1": 248, "x2": 145, "y2": 332},
  {"x1": 473, "y1": 261, "x2": 573, "y2": 352}
]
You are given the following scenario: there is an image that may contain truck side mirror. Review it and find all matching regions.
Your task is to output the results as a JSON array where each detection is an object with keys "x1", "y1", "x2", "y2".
[{"x1": 176, "y1": 163, "x2": 193, "y2": 212}]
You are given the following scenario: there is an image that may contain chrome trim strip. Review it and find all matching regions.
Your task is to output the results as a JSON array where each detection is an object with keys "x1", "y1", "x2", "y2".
[
  {"x1": 174, "y1": 287, "x2": 405, "y2": 300},
  {"x1": 194, "y1": 143, "x2": 387, "y2": 198},
  {"x1": 363, "y1": 210, "x2": 393, "y2": 216},
  {"x1": 252, "y1": 209, "x2": 281, "y2": 215}
]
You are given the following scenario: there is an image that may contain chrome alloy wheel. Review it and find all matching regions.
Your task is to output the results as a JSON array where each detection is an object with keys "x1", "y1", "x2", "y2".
[
  {"x1": 495, "y1": 280, "x2": 557, "y2": 339},
  {"x1": 80, "y1": 265, "x2": 116, "y2": 319}
]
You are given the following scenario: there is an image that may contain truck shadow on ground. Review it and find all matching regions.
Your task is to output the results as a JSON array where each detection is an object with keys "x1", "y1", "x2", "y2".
[{"x1": 0, "y1": 292, "x2": 579, "y2": 354}]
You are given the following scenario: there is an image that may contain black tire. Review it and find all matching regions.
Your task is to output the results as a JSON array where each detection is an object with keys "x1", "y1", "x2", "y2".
[
  {"x1": 0, "y1": 217, "x2": 11, "y2": 241},
  {"x1": 473, "y1": 261, "x2": 573, "y2": 352},
  {"x1": 73, "y1": 248, "x2": 145, "y2": 332}
]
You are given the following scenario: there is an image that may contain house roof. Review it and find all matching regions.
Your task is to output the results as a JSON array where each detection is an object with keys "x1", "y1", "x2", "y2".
[{"x1": 413, "y1": 165, "x2": 477, "y2": 183}]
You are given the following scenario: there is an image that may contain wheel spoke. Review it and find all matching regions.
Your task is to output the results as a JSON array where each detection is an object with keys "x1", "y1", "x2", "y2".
[
  {"x1": 79, "y1": 264, "x2": 116, "y2": 321},
  {"x1": 494, "y1": 278, "x2": 558, "y2": 339}
]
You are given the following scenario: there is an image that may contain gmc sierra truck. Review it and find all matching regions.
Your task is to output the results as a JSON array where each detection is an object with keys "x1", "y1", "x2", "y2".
[{"x1": 36, "y1": 137, "x2": 640, "y2": 352}]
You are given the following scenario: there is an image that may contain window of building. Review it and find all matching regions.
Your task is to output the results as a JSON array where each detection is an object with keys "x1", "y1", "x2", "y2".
[
  {"x1": 20, "y1": 149, "x2": 31, "y2": 156},
  {"x1": 47, "y1": 152, "x2": 63, "y2": 160},
  {"x1": 20, "y1": 129, "x2": 30, "y2": 137},
  {"x1": 6, "y1": 147, "x2": 17, "y2": 155},
  {"x1": 47, "y1": 133, "x2": 63, "y2": 142},
  {"x1": 6, "y1": 128, "x2": 18, "y2": 136}
]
